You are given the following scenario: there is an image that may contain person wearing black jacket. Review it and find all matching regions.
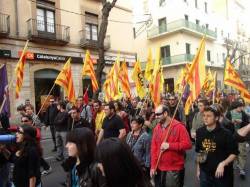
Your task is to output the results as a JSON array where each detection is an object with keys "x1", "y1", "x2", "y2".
[
  {"x1": 62, "y1": 128, "x2": 105, "y2": 187},
  {"x1": 45, "y1": 98, "x2": 58, "y2": 152},
  {"x1": 226, "y1": 101, "x2": 249, "y2": 179},
  {"x1": 196, "y1": 105, "x2": 238, "y2": 187},
  {"x1": 54, "y1": 102, "x2": 69, "y2": 161},
  {"x1": 68, "y1": 107, "x2": 91, "y2": 130}
]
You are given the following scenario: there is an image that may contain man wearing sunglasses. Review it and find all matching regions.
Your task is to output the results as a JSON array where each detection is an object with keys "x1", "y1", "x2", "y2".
[{"x1": 150, "y1": 105, "x2": 192, "y2": 187}]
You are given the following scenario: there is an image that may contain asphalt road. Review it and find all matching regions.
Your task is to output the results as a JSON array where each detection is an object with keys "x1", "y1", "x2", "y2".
[{"x1": 41, "y1": 129, "x2": 250, "y2": 187}]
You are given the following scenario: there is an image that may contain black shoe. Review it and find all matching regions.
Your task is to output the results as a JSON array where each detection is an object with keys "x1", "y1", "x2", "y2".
[{"x1": 52, "y1": 147, "x2": 57, "y2": 152}]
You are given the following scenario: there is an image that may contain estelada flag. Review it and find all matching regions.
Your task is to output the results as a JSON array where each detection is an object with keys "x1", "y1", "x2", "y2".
[
  {"x1": 55, "y1": 58, "x2": 76, "y2": 103},
  {"x1": 224, "y1": 58, "x2": 250, "y2": 103},
  {"x1": 224, "y1": 58, "x2": 247, "y2": 93}
]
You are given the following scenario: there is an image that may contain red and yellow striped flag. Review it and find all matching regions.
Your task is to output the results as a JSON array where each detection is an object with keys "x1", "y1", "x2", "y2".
[
  {"x1": 118, "y1": 60, "x2": 131, "y2": 98},
  {"x1": 82, "y1": 50, "x2": 99, "y2": 93},
  {"x1": 184, "y1": 36, "x2": 206, "y2": 114},
  {"x1": 15, "y1": 41, "x2": 29, "y2": 99},
  {"x1": 55, "y1": 58, "x2": 76, "y2": 103},
  {"x1": 224, "y1": 58, "x2": 250, "y2": 103}
]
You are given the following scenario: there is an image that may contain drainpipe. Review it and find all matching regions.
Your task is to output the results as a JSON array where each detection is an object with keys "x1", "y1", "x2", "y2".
[{"x1": 14, "y1": 0, "x2": 19, "y2": 36}]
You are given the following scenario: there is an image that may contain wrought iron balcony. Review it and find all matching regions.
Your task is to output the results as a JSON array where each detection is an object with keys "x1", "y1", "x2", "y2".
[
  {"x1": 0, "y1": 13, "x2": 10, "y2": 37},
  {"x1": 27, "y1": 18, "x2": 70, "y2": 45},
  {"x1": 79, "y1": 30, "x2": 110, "y2": 50},
  {"x1": 147, "y1": 19, "x2": 217, "y2": 40}
]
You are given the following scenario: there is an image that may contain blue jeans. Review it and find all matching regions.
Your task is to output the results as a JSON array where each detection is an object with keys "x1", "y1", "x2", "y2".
[{"x1": 200, "y1": 169, "x2": 231, "y2": 187}]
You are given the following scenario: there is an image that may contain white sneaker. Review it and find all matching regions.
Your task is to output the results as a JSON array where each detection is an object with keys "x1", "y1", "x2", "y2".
[{"x1": 41, "y1": 167, "x2": 52, "y2": 176}]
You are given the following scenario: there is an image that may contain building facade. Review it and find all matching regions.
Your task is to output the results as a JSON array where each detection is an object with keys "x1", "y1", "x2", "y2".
[
  {"x1": 0, "y1": 0, "x2": 136, "y2": 114},
  {"x1": 133, "y1": 0, "x2": 249, "y2": 93}
]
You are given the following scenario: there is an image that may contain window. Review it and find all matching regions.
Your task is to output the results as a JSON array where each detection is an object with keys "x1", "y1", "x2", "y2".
[
  {"x1": 85, "y1": 12, "x2": 98, "y2": 41},
  {"x1": 196, "y1": 19, "x2": 200, "y2": 25},
  {"x1": 159, "y1": 0, "x2": 166, "y2": 7},
  {"x1": 221, "y1": 30, "x2": 224, "y2": 37},
  {"x1": 205, "y1": 24, "x2": 209, "y2": 29},
  {"x1": 161, "y1": 45, "x2": 171, "y2": 58},
  {"x1": 204, "y1": 2, "x2": 208, "y2": 13},
  {"x1": 158, "y1": 17, "x2": 166, "y2": 33},
  {"x1": 186, "y1": 43, "x2": 191, "y2": 54},
  {"x1": 184, "y1": 15, "x2": 189, "y2": 21},
  {"x1": 207, "y1": 50, "x2": 211, "y2": 62},
  {"x1": 195, "y1": 0, "x2": 198, "y2": 8},
  {"x1": 36, "y1": 8, "x2": 55, "y2": 33}
]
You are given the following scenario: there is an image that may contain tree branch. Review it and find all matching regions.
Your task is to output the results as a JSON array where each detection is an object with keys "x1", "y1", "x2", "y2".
[
  {"x1": 102, "y1": 0, "x2": 107, "y2": 5},
  {"x1": 111, "y1": 0, "x2": 118, "y2": 8}
]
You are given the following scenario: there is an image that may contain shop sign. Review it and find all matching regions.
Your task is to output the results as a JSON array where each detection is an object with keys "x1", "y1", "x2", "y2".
[{"x1": 35, "y1": 53, "x2": 66, "y2": 62}]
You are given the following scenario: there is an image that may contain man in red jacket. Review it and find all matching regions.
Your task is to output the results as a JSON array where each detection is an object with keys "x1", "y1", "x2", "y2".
[{"x1": 150, "y1": 105, "x2": 192, "y2": 187}]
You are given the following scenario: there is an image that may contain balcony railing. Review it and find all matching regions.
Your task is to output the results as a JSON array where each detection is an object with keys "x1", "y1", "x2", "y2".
[
  {"x1": 147, "y1": 19, "x2": 217, "y2": 39},
  {"x1": 0, "y1": 13, "x2": 10, "y2": 37},
  {"x1": 162, "y1": 54, "x2": 195, "y2": 65},
  {"x1": 79, "y1": 30, "x2": 110, "y2": 50},
  {"x1": 27, "y1": 18, "x2": 70, "y2": 45},
  {"x1": 141, "y1": 54, "x2": 194, "y2": 69}
]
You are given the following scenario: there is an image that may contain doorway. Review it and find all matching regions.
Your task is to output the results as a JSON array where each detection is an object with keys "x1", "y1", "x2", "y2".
[{"x1": 34, "y1": 69, "x2": 61, "y2": 114}]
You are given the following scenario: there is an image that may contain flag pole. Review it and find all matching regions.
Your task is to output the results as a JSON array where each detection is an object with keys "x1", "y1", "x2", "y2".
[
  {"x1": 153, "y1": 83, "x2": 188, "y2": 173},
  {"x1": 36, "y1": 83, "x2": 56, "y2": 117}
]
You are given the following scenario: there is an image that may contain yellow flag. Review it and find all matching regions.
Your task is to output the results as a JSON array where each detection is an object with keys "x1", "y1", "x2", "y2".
[
  {"x1": 144, "y1": 48, "x2": 154, "y2": 81},
  {"x1": 132, "y1": 60, "x2": 146, "y2": 99}
]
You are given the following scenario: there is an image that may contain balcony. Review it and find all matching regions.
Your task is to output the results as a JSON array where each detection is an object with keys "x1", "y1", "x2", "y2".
[
  {"x1": 0, "y1": 13, "x2": 10, "y2": 37},
  {"x1": 142, "y1": 54, "x2": 194, "y2": 70},
  {"x1": 27, "y1": 19, "x2": 70, "y2": 45},
  {"x1": 147, "y1": 19, "x2": 217, "y2": 40},
  {"x1": 162, "y1": 54, "x2": 194, "y2": 65},
  {"x1": 79, "y1": 30, "x2": 110, "y2": 50}
]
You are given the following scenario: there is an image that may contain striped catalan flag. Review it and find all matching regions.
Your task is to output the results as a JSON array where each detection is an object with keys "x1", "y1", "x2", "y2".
[
  {"x1": 15, "y1": 40, "x2": 29, "y2": 99},
  {"x1": 118, "y1": 60, "x2": 131, "y2": 98},
  {"x1": 55, "y1": 58, "x2": 76, "y2": 103},
  {"x1": 82, "y1": 50, "x2": 99, "y2": 93},
  {"x1": 184, "y1": 36, "x2": 206, "y2": 114}
]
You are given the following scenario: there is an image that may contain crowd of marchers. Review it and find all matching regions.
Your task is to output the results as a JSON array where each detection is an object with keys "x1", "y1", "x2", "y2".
[{"x1": 1, "y1": 93, "x2": 250, "y2": 187}]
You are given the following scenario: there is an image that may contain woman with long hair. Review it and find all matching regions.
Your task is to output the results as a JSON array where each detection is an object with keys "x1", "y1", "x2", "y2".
[
  {"x1": 96, "y1": 138, "x2": 152, "y2": 187},
  {"x1": 62, "y1": 127, "x2": 105, "y2": 187},
  {"x1": 13, "y1": 125, "x2": 41, "y2": 187}
]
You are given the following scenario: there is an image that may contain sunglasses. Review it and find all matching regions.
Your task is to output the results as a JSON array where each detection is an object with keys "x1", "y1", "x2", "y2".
[
  {"x1": 21, "y1": 120, "x2": 29, "y2": 123},
  {"x1": 155, "y1": 112, "x2": 163, "y2": 116}
]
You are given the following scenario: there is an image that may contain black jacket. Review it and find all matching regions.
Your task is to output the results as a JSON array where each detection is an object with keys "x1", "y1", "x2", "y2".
[
  {"x1": 68, "y1": 117, "x2": 91, "y2": 130},
  {"x1": 54, "y1": 111, "x2": 69, "y2": 132},
  {"x1": 61, "y1": 157, "x2": 106, "y2": 187},
  {"x1": 45, "y1": 104, "x2": 58, "y2": 126}
]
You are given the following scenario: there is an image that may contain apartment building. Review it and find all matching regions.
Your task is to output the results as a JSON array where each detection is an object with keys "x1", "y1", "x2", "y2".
[
  {"x1": 0, "y1": 0, "x2": 135, "y2": 114},
  {"x1": 133, "y1": 0, "x2": 249, "y2": 92}
]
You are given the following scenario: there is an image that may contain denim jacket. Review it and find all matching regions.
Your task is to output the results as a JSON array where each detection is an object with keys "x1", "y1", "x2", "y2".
[{"x1": 126, "y1": 130, "x2": 151, "y2": 168}]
